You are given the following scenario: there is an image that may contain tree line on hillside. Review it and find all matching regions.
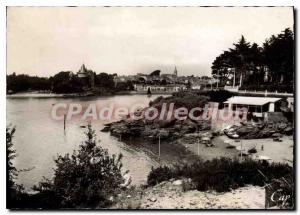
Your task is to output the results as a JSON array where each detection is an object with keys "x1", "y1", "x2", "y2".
[
  {"x1": 7, "y1": 72, "x2": 133, "y2": 94},
  {"x1": 211, "y1": 28, "x2": 294, "y2": 92}
]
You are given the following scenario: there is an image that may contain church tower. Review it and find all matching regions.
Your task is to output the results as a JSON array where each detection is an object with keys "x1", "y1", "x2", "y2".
[
  {"x1": 79, "y1": 64, "x2": 87, "y2": 73},
  {"x1": 174, "y1": 66, "x2": 178, "y2": 77}
]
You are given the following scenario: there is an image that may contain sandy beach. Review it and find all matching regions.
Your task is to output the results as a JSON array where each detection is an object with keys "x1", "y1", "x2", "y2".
[
  {"x1": 180, "y1": 134, "x2": 293, "y2": 166},
  {"x1": 220, "y1": 135, "x2": 294, "y2": 165}
]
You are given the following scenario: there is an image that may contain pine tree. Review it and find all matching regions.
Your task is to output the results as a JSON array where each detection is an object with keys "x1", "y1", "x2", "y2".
[{"x1": 263, "y1": 28, "x2": 294, "y2": 85}]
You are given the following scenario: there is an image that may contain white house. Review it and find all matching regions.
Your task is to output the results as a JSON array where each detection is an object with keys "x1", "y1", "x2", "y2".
[{"x1": 223, "y1": 96, "x2": 282, "y2": 118}]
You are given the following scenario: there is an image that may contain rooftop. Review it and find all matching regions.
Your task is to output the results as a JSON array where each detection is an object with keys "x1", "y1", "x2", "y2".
[{"x1": 224, "y1": 96, "x2": 281, "y2": 106}]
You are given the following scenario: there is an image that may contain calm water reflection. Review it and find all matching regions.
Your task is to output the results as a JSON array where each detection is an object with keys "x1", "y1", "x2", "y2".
[{"x1": 7, "y1": 94, "x2": 167, "y2": 191}]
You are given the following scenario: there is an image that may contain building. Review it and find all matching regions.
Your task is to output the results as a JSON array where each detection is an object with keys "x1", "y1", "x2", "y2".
[
  {"x1": 133, "y1": 66, "x2": 179, "y2": 85},
  {"x1": 77, "y1": 64, "x2": 95, "y2": 88},
  {"x1": 134, "y1": 84, "x2": 187, "y2": 93},
  {"x1": 224, "y1": 85, "x2": 239, "y2": 92},
  {"x1": 191, "y1": 85, "x2": 201, "y2": 90},
  {"x1": 223, "y1": 96, "x2": 282, "y2": 118},
  {"x1": 112, "y1": 66, "x2": 214, "y2": 90},
  {"x1": 113, "y1": 75, "x2": 135, "y2": 83}
]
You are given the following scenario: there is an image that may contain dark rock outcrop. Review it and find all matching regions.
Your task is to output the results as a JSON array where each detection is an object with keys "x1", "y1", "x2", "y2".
[
  {"x1": 103, "y1": 92, "x2": 212, "y2": 142},
  {"x1": 224, "y1": 121, "x2": 293, "y2": 139}
]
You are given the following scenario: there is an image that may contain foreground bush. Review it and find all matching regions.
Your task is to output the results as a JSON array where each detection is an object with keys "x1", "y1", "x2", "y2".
[
  {"x1": 33, "y1": 125, "x2": 124, "y2": 208},
  {"x1": 147, "y1": 158, "x2": 292, "y2": 192},
  {"x1": 7, "y1": 126, "x2": 26, "y2": 208}
]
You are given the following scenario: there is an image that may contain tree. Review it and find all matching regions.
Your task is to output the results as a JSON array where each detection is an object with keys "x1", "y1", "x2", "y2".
[
  {"x1": 34, "y1": 125, "x2": 124, "y2": 208},
  {"x1": 211, "y1": 28, "x2": 294, "y2": 91},
  {"x1": 228, "y1": 35, "x2": 252, "y2": 86},
  {"x1": 7, "y1": 73, "x2": 51, "y2": 93},
  {"x1": 247, "y1": 43, "x2": 264, "y2": 86},
  {"x1": 263, "y1": 28, "x2": 294, "y2": 85},
  {"x1": 115, "y1": 81, "x2": 134, "y2": 91},
  {"x1": 211, "y1": 51, "x2": 235, "y2": 85},
  {"x1": 7, "y1": 126, "x2": 18, "y2": 207},
  {"x1": 50, "y1": 71, "x2": 84, "y2": 94},
  {"x1": 7, "y1": 126, "x2": 17, "y2": 189},
  {"x1": 150, "y1": 70, "x2": 161, "y2": 76},
  {"x1": 95, "y1": 73, "x2": 115, "y2": 89},
  {"x1": 7, "y1": 126, "x2": 27, "y2": 208}
]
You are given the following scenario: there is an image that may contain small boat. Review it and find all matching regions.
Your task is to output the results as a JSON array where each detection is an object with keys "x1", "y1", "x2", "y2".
[
  {"x1": 273, "y1": 137, "x2": 282, "y2": 142},
  {"x1": 201, "y1": 136, "x2": 210, "y2": 142},
  {"x1": 225, "y1": 140, "x2": 237, "y2": 148},
  {"x1": 205, "y1": 143, "x2": 214, "y2": 147},
  {"x1": 255, "y1": 155, "x2": 271, "y2": 161},
  {"x1": 272, "y1": 133, "x2": 282, "y2": 138},
  {"x1": 232, "y1": 134, "x2": 239, "y2": 138},
  {"x1": 239, "y1": 152, "x2": 249, "y2": 156},
  {"x1": 236, "y1": 146, "x2": 249, "y2": 152},
  {"x1": 226, "y1": 145, "x2": 236, "y2": 149},
  {"x1": 248, "y1": 147, "x2": 257, "y2": 154}
]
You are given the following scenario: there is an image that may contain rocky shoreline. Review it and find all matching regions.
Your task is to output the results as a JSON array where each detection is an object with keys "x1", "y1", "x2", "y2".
[
  {"x1": 102, "y1": 92, "x2": 214, "y2": 142},
  {"x1": 224, "y1": 120, "x2": 293, "y2": 139},
  {"x1": 102, "y1": 117, "x2": 212, "y2": 142}
]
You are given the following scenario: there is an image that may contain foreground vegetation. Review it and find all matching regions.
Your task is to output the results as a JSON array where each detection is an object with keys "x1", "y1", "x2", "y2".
[
  {"x1": 7, "y1": 125, "x2": 124, "y2": 209},
  {"x1": 147, "y1": 158, "x2": 292, "y2": 193},
  {"x1": 7, "y1": 125, "x2": 294, "y2": 209}
]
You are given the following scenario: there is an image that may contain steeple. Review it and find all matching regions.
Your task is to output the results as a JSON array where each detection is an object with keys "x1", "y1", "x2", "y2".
[
  {"x1": 79, "y1": 64, "x2": 87, "y2": 73},
  {"x1": 174, "y1": 66, "x2": 178, "y2": 77}
]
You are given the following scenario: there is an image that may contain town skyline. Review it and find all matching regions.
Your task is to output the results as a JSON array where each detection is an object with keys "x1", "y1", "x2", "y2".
[{"x1": 7, "y1": 7, "x2": 293, "y2": 77}]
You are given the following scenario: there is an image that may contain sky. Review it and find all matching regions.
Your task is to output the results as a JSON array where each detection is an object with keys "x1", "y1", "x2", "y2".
[{"x1": 7, "y1": 7, "x2": 294, "y2": 77}]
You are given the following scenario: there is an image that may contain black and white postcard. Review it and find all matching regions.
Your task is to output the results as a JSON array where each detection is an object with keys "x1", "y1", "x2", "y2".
[{"x1": 6, "y1": 6, "x2": 295, "y2": 210}]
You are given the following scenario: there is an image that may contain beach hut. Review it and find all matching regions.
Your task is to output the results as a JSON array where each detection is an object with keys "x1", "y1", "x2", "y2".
[{"x1": 223, "y1": 96, "x2": 282, "y2": 118}]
